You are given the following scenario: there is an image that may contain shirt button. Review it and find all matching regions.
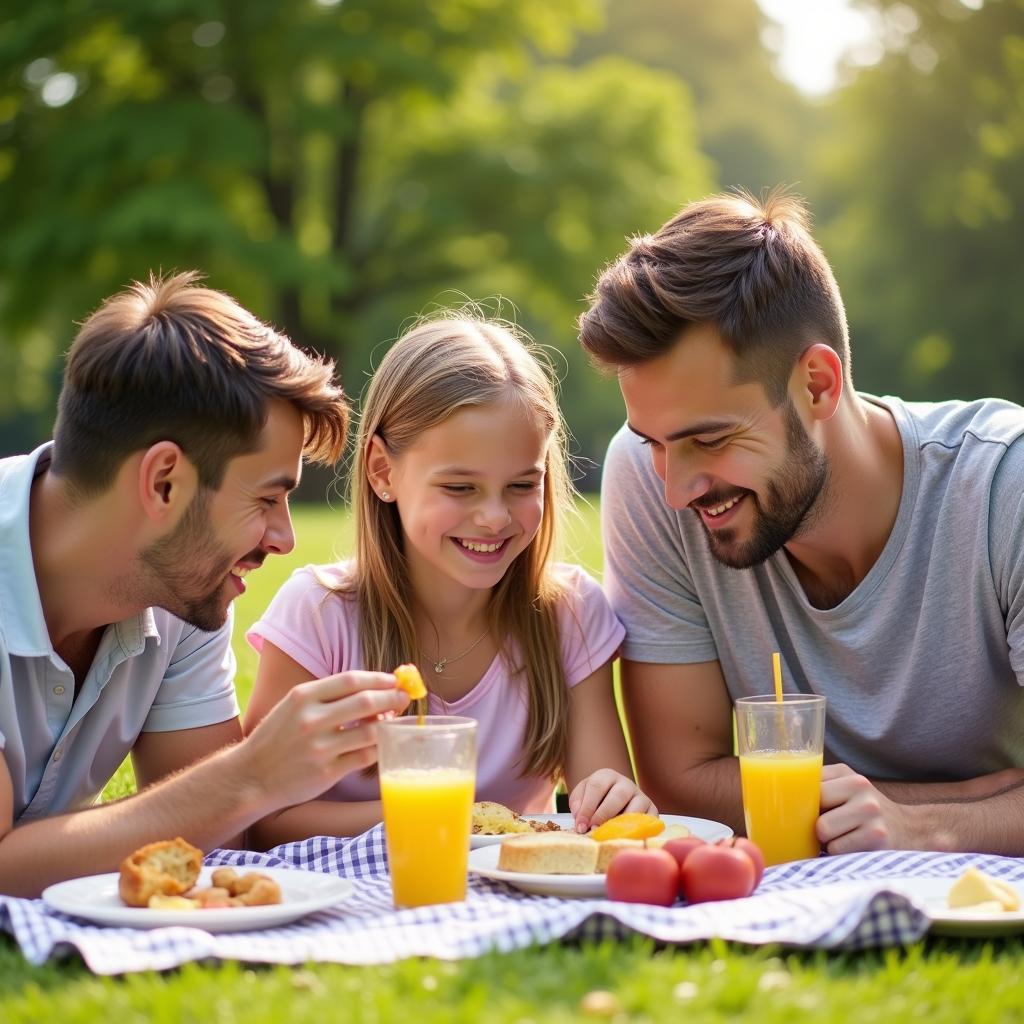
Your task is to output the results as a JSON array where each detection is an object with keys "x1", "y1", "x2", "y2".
[{"x1": 53, "y1": 685, "x2": 66, "y2": 696}]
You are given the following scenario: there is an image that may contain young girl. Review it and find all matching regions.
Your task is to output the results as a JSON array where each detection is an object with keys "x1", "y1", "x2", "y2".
[{"x1": 243, "y1": 316, "x2": 655, "y2": 847}]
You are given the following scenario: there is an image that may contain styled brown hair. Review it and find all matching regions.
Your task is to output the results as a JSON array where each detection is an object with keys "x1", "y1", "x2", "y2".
[
  {"x1": 334, "y1": 315, "x2": 579, "y2": 781},
  {"x1": 51, "y1": 271, "x2": 349, "y2": 494},
  {"x1": 579, "y1": 189, "x2": 850, "y2": 403}
]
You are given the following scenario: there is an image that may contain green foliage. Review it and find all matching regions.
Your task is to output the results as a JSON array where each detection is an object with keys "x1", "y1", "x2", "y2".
[
  {"x1": 812, "y1": 0, "x2": 1024, "y2": 402},
  {"x1": 0, "y1": 0, "x2": 714, "y2": 464}
]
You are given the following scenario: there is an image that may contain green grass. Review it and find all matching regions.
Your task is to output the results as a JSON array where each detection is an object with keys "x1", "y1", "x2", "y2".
[{"x1": 9, "y1": 502, "x2": 1023, "y2": 1017}]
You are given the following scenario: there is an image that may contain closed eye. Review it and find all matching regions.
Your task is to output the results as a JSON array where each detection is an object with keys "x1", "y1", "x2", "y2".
[{"x1": 692, "y1": 436, "x2": 729, "y2": 451}]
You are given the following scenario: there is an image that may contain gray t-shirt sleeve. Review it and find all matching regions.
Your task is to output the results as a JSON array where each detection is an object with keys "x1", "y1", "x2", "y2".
[
  {"x1": 601, "y1": 425, "x2": 719, "y2": 665},
  {"x1": 988, "y1": 436, "x2": 1024, "y2": 681}
]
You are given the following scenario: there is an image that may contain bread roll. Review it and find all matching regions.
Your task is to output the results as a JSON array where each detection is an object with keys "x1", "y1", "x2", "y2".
[
  {"x1": 118, "y1": 837, "x2": 204, "y2": 908},
  {"x1": 497, "y1": 832, "x2": 599, "y2": 874}
]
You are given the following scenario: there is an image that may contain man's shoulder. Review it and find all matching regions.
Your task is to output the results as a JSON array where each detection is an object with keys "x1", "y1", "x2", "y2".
[{"x1": 889, "y1": 396, "x2": 1024, "y2": 453}]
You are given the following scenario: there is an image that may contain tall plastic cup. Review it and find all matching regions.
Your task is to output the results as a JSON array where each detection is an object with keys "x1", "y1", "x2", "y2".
[
  {"x1": 378, "y1": 716, "x2": 477, "y2": 907},
  {"x1": 735, "y1": 694, "x2": 826, "y2": 866}
]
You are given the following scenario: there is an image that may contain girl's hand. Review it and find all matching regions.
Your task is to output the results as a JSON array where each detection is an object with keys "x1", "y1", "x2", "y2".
[{"x1": 567, "y1": 769, "x2": 658, "y2": 834}]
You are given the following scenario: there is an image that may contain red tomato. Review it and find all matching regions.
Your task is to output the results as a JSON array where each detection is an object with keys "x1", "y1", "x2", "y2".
[
  {"x1": 717, "y1": 837, "x2": 765, "y2": 888},
  {"x1": 680, "y1": 843, "x2": 757, "y2": 903},
  {"x1": 605, "y1": 848, "x2": 679, "y2": 907}
]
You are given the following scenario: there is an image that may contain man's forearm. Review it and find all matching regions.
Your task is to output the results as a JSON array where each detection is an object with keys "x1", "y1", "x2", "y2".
[
  {"x1": 0, "y1": 742, "x2": 273, "y2": 897},
  {"x1": 638, "y1": 754, "x2": 745, "y2": 834},
  {"x1": 875, "y1": 768, "x2": 1024, "y2": 805},
  {"x1": 893, "y1": 785, "x2": 1024, "y2": 855}
]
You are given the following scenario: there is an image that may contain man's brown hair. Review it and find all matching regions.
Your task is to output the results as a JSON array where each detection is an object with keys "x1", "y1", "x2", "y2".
[
  {"x1": 578, "y1": 189, "x2": 850, "y2": 404},
  {"x1": 51, "y1": 271, "x2": 349, "y2": 494}
]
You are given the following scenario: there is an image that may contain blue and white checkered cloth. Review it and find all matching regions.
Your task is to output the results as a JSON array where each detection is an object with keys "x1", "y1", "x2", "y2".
[{"x1": 2, "y1": 826, "x2": 1021, "y2": 975}]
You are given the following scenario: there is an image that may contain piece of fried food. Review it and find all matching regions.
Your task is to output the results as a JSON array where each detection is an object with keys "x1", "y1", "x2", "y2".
[
  {"x1": 472, "y1": 800, "x2": 533, "y2": 835},
  {"x1": 119, "y1": 837, "x2": 204, "y2": 908},
  {"x1": 196, "y1": 867, "x2": 283, "y2": 907}
]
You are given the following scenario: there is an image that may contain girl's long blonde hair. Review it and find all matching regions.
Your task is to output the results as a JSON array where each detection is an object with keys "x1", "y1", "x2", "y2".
[{"x1": 344, "y1": 315, "x2": 575, "y2": 780}]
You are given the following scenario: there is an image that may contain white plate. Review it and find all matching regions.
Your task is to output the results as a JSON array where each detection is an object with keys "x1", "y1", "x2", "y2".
[
  {"x1": 468, "y1": 814, "x2": 733, "y2": 898},
  {"x1": 886, "y1": 877, "x2": 1024, "y2": 937},
  {"x1": 470, "y1": 813, "x2": 732, "y2": 850},
  {"x1": 42, "y1": 865, "x2": 354, "y2": 932}
]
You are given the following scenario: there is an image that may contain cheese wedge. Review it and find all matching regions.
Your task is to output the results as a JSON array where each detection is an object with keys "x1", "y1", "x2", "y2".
[{"x1": 947, "y1": 867, "x2": 1021, "y2": 912}]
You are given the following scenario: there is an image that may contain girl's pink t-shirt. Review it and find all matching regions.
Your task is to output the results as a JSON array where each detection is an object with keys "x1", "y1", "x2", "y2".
[{"x1": 246, "y1": 562, "x2": 625, "y2": 813}]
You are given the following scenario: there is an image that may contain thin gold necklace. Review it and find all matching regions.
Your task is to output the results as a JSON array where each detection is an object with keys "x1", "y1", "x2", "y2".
[{"x1": 423, "y1": 626, "x2": 490, "y2": 674}]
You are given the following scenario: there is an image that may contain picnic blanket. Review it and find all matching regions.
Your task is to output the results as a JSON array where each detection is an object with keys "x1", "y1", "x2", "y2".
[{"x1": 2, "y1": 825, "x2": 1021, "y2": 975}]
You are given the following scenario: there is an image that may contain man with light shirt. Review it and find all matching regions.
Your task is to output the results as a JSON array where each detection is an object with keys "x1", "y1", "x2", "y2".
[
  {"x1": 0, "y1": 273, "x2": 409, "y2": 896},
  {"x1": 580, "y1": 189, "x2": 1024, "y2": 855}
]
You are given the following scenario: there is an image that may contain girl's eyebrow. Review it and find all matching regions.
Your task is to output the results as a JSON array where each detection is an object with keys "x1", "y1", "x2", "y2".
[{"x1": 433, "y1": 466, "x2": 544, "y2": 477}]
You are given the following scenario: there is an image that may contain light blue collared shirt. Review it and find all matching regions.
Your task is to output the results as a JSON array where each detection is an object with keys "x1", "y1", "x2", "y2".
[{"x1": 0, "y1": 444, "x2": 240, "y2": 823}]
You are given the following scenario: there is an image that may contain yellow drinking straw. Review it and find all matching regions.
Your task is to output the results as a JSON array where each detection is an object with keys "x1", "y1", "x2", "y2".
[{"x1": 772, "y1": 651, "x2": 783, "y2": 703}]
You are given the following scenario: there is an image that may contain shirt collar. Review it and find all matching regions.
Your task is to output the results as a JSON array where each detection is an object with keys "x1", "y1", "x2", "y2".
[{"x1": 0, "y1": 443, "x2": 163, "y2": 658}]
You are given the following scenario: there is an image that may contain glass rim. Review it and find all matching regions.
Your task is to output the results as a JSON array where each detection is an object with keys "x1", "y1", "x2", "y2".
[
  {"x1": 378, "y1": 715, "x2": 477, "y2": 731},
  {"x1": 734, "y1": 694, "x2": 826, "y2": 708}
]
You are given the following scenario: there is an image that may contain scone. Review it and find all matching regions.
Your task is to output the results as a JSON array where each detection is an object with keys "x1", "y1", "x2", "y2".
[
  {"x1": 497, "y1": 832, "x2": 599, "y2": 874},
  {"x1": 119, "y1": 837, "x2": 204, "y2": 908},
  {"x1": 472, "y1": 800, "x2": 532, "y2": 836}
]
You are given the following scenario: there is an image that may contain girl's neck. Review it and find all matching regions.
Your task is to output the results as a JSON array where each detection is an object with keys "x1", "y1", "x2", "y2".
[{"x1": 407, "y1": 558, "x2": 493, "y2": 637}]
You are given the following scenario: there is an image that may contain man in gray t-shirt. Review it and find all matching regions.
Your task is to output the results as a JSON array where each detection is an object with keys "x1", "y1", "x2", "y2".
[{"x1": 579, "y1": 189, "x2": 1024, "y2": 855}]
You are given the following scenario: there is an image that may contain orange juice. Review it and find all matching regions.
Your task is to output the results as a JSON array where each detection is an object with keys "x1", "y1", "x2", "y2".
[
  {"x1": 380, "y1": 767, "x2": 475, "y2": 907},
  {"x1": 739, "y1": 751, "x2": 823, "y2": 866}
]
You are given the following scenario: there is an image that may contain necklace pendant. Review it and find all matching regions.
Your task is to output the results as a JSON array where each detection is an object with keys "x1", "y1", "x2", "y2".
[{"x1": 433, "y1": 659, "x2": 447, "y2": 674}]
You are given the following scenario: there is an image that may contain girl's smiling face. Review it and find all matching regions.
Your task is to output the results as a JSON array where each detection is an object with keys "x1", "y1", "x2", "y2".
[{"x1": 373, "y1": 397, "x2": 549, "y2": 593}]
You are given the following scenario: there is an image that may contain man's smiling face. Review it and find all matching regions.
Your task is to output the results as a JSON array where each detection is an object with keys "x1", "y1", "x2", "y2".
[{"x1": 618, "y1": 324, "x2": 829, "y2": 569}]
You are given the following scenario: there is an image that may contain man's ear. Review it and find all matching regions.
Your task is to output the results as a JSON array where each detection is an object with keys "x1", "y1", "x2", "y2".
[
  {"x1": 792, "y1": 343, "x2": 843, "y2": 422},
  {"x1": 136, "y1": 442, "x2": 199, "y2": 524},
  {"x1": 365, "y1": 434, "x2": 395, "y2": 499}
]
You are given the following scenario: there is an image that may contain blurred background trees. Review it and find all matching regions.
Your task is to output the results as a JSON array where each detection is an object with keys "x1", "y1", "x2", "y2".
[{"x1": 1, "y1": 0, "x2": 1022, "y2": 487}]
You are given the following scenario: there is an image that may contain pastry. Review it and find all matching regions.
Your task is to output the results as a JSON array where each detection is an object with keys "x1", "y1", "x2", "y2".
[
  {"x1": 948, "y1": 867, "x2": 1021, "y2": 912},
  {"x1": 118, "y1": 837, "x2": 204, "y2": 908}
]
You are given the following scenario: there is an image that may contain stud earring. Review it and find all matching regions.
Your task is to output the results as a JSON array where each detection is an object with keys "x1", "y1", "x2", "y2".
[{"x1": 381, "y1": 491, "x2": 391, "y2": 501}]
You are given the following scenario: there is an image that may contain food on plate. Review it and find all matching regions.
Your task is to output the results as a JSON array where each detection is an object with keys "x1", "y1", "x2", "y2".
[
  {"x1": 472, "y1": 801, "x2": 533, "y2": 835},
  {"x1": 202, "y1": 867, "x2": 284, "y2": 907},
  {"x1": 589, "y1": 812, "x2": 665, "y2": 843},
  {"x1": 471, "y1": 801, "x2": 563, "y2": 835},
  {"x1": 595, "y1": 838, "x2": 643, "y2": 873},
  {"x1": 118, "y1": 837, "x2": 204, "y2": 907},
  {"x1": 603, "y1": 836, "x2": 765, "y2": 905},
  {"x1": 679, "y1": 841, "x2": 759, "y2": 903},
  {"x1": 497, "y1": 832, "x2": 599, "y2": 874},
  {"x1": 147, "y1": 895, "x2": 198, "y2": 910},
  {"x1": 947, "y1": 867, "x2": 1021, "y2": 912},
  {"x1": 605, "y1": 847, "x2": 679, "y2": 906},
  {"x1": 393, "y1": 663, "x2": 428, "y2": 700},
  {"x1": 648, "y1": 823, "x2": 692, "y2": 847}
]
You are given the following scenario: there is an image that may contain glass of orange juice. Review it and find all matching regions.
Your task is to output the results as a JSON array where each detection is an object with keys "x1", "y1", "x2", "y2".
[
  {"x1": 378, "y1": 716, "x2": 477, "y2": 908},
  {"x1": 735, "y1": 694, "x2": 826, "y2": 866}
]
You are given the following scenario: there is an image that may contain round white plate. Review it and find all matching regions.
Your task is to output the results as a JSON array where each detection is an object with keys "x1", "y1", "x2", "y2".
[
  {"x1": 886, "y1": 876, "x2": 1024, "y2": 937},
  {"x1": 468, "y1": 814, "x2": 733, "y2": 898},
  {"x1": 470, "y1": 813, "x2": 732, "y2": 850},
  {"x1": 42, "y1": 865, "x2": 354, "y2": 932}
]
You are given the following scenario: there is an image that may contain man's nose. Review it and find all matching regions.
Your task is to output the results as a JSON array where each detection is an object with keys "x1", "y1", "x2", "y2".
[
  {"x1": 264, "y1": 502, "x2": 296, "y2": 555},
  {"x1": 662, "y1": 457, "x2": 713, "y2": 511}
]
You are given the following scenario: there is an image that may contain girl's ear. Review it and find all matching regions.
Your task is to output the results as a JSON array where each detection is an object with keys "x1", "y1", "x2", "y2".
[
  {"x1": 365, "y1": 433, "x2": 395, "y2": 499},
  {"x1": 137, "y1": 442, "x2": 199, "y2": 524}
]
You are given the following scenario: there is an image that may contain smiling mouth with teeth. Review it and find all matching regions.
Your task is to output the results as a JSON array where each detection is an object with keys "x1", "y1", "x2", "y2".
[
  {"x1": 229, "y1": 566, "x2": 251, "y2": 578},
  {"x1": 699, "y1": 494, "x2": 744, "y2": 518},
  {"x1": 457, "y1": 538, "x2": 506, "y2": 553}
]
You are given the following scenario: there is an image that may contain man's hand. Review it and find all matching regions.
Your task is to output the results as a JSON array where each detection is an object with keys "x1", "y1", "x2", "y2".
[
  {"x1": 237, "y1": 671, "x2": 410, "y2": 809},
  {"x1": 568, "y1": 769, "x2": 657, "y2": 833},
  {"x1": 817, "y1": 762, "x2": 918, "y2": 853}
]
